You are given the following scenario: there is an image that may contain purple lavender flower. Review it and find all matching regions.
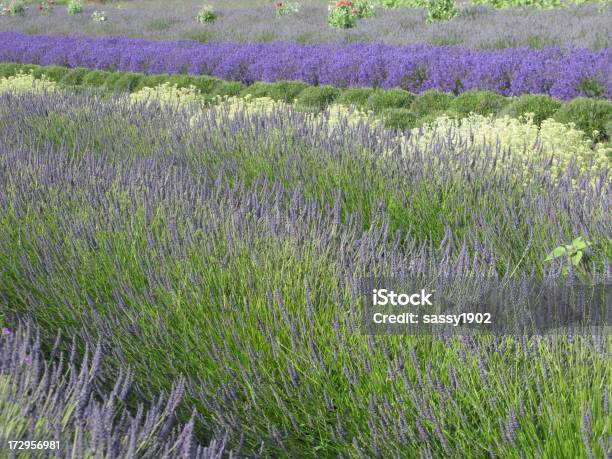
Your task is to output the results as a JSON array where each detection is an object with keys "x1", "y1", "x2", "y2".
[{"x1": 0, "y1": 32, "x2": 609, "y2": 99}]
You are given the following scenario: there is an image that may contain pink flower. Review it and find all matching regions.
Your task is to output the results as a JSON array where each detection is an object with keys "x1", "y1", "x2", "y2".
[{"x1": 24, "y1": 354, "x2": 32, "y2": 364}]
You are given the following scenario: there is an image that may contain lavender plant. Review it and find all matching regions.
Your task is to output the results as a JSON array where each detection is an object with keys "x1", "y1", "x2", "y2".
[
  {"x1": 0, "y1": 323, "x2": 232, "y2": 458},
  {"x1": 0, "y1": 89, "x2": 609, "y2": 457},
  {"x1": 0, "y1": 31, "x2": 610, "y2": 99}
]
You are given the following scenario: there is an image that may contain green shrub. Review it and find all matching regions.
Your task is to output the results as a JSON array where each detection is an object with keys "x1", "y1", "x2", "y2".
[
  {"x1": 112, "y1": 73, "x2": 144, "y2": 92},
  {"x1": 195, "y1": 5, "x2": 217, "y2": 24},
  {"x1": 240, "y1": 82, "x2": 274, "y2": 99},
  {"x1": 101, "y1": 73, "x2": 126, "y2": 91},
  {"x1": 553, "y1": 98, "x2": 612, "y2": 143},
  {"x1": 5, "y1": 1, "x2": 26, "y2": 16},
  {"x1": 354, "y1": 0, "x2": 376, "y2": 18},
  {"x1": 336, "y1": 88, "x2": 377, "y2": 107},
  {"x1": 29, "y1": 66, "x2": 70, "y2": 83},
  {"x1": 165, "y1": 75, "x2": 199, "y2": 89},
  {"x1": 211, "y1": 81, "x2": 246, "y2": 97},
  {"x1": 502, "y1": 94, "x2": 562, "y2": 126},
  {"x1": 449, "y1": 90, "x2": 508, "y2": 115},
  {"x1": 240, "y1": 80, "x2": 308, "y2": 102},
  {"x1": 410, "y1": 90, "x2": 454, "y2": 118},
  {"x1": 381, "y1": 108, "x2": 417, "y2": 130},
  {"x1": 328, "y1": 4, "x2": 358, "y2": 29},
  {"x1": 275, "y1": 0, "x2": 300, "y2": 17},
  {"x1": 190, "y1": 75, "x2": 222, "y2": 94},
  {"x1": 365, "y1": 89, "x2": 415, "y2": 112},
  {"x1": 82, "y1": 70, "x2": 115, "y2": 87},
  {"x1": 0, "y1": 63, "x2": 24, "y2": 78},
  {"x1": 61, "y1": 67, "x2": 90, "y2": 86},
  {"x1": 295, "y1": 85, "x2": 341, "y2": 110},
  {"x1": 417, "y1": 110, "x2": 450, "y2": 127},
  {"x1": 67, "y1": 0, "x2": 83, "y2": 14},
  {"x1": 135, "y1": 74, "x2": 172, "y2": 90},
  {"x1": 427, "y1": 0, "x2": 458, "y2": 22}
]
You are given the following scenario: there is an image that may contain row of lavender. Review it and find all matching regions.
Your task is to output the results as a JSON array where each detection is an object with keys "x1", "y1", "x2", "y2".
[{"x1": 1, "y1": 32, "x2": 610, "y2": 99}]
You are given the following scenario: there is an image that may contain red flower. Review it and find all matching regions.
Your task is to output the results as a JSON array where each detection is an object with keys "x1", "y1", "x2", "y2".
[{"x1": 336, "y1": 0, "x2": 353, "y2": 6}]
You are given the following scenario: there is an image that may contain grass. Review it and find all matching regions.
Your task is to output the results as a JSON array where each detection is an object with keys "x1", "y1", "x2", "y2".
[{"x1": 0, "y1": 87, "x2": 609, "y2": 457}]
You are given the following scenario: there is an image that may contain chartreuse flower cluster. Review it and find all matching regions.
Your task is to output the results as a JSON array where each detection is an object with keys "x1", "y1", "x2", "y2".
[
  {"x1": 397, "y1": 114, "x2": 610, "y2": 179},
  {"x1": 0, "y1": 72, "x2": 59, "y2": 93}
]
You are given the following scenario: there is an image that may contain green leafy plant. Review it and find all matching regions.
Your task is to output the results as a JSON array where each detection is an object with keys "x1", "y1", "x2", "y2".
[
  {"x1": 553, "y1": 98, "x2": 612, "y2": 143},
  {"x1": 382, "y1": 108, "x2": 417, "y2": 130},
  {"x1": 449, "y1": 90, "x2": 508, "y2": 116},
  {"x1": 196, "y1": 4, "x2": 216, "y2": 23},
  {"x1": 38, "y1": 0, "x2": 55, "y2": 14},
  {"x1": 354, "y1": 0, "x2": 376, "y2": 17},
  {"x1": 91, "y1": 10, "x2": 107, "y2": 22},
  {"x1": 366, "y1": 88, "x2": 415, "y2": 112},
  {"x1": 545, "y1": 236, "x2": 592, "y2": 276},
  {"x1": 336, "y1": 87, "x2": 377, "y2": 107},
  {"x1": 66, "y1": 0, "x2": 83, "y2": 14},
  {"x1": 501, "y1": 94, "x2": 562, "y2": 126},
  {"x1": 328, "y1": 1, "x2": 358, "y2": 28},
  {"x1": 240, "y1": 80, "x2": 308, "y2": 102},
  {"x1": 426, "y1": 0, "x2": 457, "y2": 22},
  {"x1": 295, "y1": 85, "x2": 341, "y2": 110},
  {"x1": 328, "y1": 0, "x2": 375, "y2": 28},
  {"x1": 275, "y1": 0, "x2": 300, "y2": 17},
  {"x1": 327, "y1": 0, "x2": 374, "y2": 28},
  {"x1": 1, "y1": 0, "x2": 27, "y2": 16},
  {"x1": 410, "y1": 90, "x2": 454, "y2": 118}
]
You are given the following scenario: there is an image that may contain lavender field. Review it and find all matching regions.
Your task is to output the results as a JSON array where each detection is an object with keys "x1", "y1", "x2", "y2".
[{"x1": 0, "y1": 1, "x2": 610, "y2": 458}]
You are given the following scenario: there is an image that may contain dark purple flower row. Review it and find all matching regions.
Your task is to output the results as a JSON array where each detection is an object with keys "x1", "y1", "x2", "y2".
[{"x1": 2, "y1": 32, "x2": 611, "y2": 99}]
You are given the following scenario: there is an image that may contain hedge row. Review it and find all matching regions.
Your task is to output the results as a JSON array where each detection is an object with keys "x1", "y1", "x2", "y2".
[{"x1": 1, "y1": 62, "x2": 610, "y2": 143}]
